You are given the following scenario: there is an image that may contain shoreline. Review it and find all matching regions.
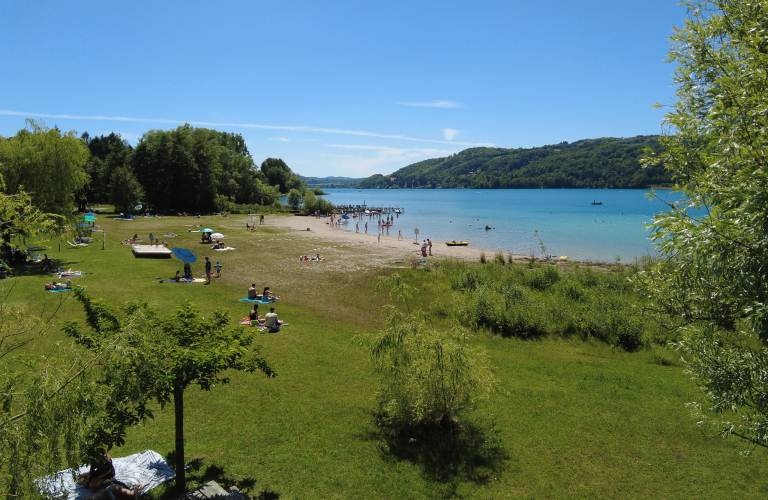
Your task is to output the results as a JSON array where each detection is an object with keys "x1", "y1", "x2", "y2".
[{"x1": 266, "y1": 214, "x2": 533, "y2": 263}]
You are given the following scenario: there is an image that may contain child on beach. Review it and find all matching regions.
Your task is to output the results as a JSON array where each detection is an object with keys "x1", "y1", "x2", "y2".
[{"x1": 215, "y1": 261, "x2": 222, "y2": 277}]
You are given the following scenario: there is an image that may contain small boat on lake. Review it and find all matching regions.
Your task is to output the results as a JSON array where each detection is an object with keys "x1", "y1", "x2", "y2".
[
  {"x1": 591, "y1": 200, "x2": 603, "y2": 205},
  {"x1": 446, "y1": 241, "x2": 469, "y2": 246}
]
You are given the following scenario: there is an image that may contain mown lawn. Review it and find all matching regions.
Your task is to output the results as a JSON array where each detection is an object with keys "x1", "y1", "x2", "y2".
[{"x1": 7, "y1": 213, "x2": 768, "y2": 499}]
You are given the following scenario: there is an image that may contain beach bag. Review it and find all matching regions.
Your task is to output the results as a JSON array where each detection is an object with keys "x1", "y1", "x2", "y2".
[{"x1": 269, "y1": 324, "x2": 280, "y2": 333}]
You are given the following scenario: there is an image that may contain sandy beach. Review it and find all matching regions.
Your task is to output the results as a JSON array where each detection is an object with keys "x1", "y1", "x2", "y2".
[{"x1": 264, "y1": 214, "x2": 531, "y2": 263}]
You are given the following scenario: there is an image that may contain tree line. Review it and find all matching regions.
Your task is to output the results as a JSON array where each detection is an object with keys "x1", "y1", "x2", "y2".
[
  {"x1": 0, "y1": 120, "x2": 305, "y2": 218},
  {"x1": 356, "y1": 136, "x2": 670, "y2": 190}
]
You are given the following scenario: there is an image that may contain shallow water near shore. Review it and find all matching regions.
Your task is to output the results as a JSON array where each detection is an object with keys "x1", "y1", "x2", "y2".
[{"x1": 318, "y1": 188, "x2": 679, "y2": 262}]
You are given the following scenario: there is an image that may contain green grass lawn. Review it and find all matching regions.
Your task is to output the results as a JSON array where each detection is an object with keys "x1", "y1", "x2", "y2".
[{"x1": 7, "y1": 213, "x2": 768, "y2": 499}]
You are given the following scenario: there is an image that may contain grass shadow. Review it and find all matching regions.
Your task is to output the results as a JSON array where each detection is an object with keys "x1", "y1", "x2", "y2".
[
  {"x1": 160, "y1": 452, "x2": 263, "y2": 498},
  {"x1": 4, "y1": 259, "x2": 84, "y2": 278},
  {"x1": 366, "y1": 413, "x2": 507, "y2": 493}
]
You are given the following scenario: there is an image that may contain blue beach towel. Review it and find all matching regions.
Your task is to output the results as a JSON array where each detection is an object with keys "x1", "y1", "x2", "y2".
[{"x1": 239, "y1": 297, "x2": 278, "y2": 303}]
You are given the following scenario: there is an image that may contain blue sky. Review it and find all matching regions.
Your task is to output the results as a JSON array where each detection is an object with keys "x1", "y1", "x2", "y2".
[{"x1": 0, "y1": 1, "x2": 686, "y2": 178}]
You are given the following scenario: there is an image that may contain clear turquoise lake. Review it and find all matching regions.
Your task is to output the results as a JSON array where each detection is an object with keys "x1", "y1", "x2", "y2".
[{"x1": 318, "y1": 189, "x2": 679, "y2": 262}]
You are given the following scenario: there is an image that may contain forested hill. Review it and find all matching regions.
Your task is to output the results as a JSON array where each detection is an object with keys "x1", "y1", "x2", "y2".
[{"x1": 355, "y1": 135, "x2": 670, "y2": 189}]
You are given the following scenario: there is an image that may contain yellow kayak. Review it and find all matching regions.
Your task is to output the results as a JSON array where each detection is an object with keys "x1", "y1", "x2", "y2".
[{"x1": 446, "y1": 241, "x2": 469, "y2": 246}]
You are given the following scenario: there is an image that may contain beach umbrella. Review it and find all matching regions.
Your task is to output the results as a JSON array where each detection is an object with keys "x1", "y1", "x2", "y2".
[
  {"x1": 83, "y1": 216, "x2": 97, "y2": 221},
  {"x1": 201, "y1": 228, "x2": 214, "y2": 233},
  {"x1": 211, "y1": 233, "x2": 224, "y2": 239},
  {"x1": 85, "y1": 212, "x2": 97, "y2": 216},
  {"x1": 73, "y1": 223, "x2": 91, "y2": 228},
  {"x1": 172, "y1": 248, "x2": 197, "y2": 263}
]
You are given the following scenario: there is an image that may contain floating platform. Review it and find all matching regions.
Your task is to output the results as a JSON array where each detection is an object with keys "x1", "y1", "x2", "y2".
[{"x1": 132, "y1": 244, "x2": 173, "y2": 258}]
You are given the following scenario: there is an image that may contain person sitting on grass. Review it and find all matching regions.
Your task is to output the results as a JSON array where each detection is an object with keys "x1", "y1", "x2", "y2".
[
  {"x1": 265, "y1": 306, "x2": 279, "y2": 333},
  {"x1": 248, "y1": 283, "x2": 257, "y2": 299},
  {"x1": 263, "y1": 287, "x2": 277, "y2": 301},
  {"x1": 41, "y1": 254, "x2": 52, "y2": 272},
  {"x1": 183, "y1": 262, "x2": 192, "y2": 279},
  {"x1": 77, "y1": 449, "x2": 115, "y2": 490},
  {"x1": 248, "y1": 304, "x2": 260, "y2": 325},
  {"x1": 174, "y1": 271, "x2": 182, "y2": 282}
]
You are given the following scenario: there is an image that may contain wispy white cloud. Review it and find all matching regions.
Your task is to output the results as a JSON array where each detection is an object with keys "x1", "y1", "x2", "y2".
[
  {"x1": 442, "y1": 128, "x2": 458, "y2": 141},
  {"x1": 398, "y1": 100, "x2": 463, "y2": 108},
  {"x1": 0, "y1": 109, "x2": 490, "y2": 147},
  {"x1": 271, "y1": 137, "x2": 291, "y2": 142}
]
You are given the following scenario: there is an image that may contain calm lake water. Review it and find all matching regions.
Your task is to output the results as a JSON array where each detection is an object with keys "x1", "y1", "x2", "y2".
[{"x1": 318, "y1": 189, "x2": 679, "y2": 262}]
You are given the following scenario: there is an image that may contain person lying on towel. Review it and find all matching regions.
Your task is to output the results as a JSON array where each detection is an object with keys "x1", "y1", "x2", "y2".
[{"x1": 82, "y1": 481, "x2": 149, "y2": 500}]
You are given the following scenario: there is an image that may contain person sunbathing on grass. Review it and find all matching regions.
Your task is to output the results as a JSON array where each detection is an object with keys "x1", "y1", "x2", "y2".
[
  {"x1": 263, "y1": 287, "x2": 278, "y2": 300},
  {"x1": 77, "y1": 449, "x2": 115, "y2": 490},
  {"x1": 82, "y1": 481, "x2": 150, "y2": 500},
  {"x1": 248, "y1": 283, "x2": 258, "y2": 299}
]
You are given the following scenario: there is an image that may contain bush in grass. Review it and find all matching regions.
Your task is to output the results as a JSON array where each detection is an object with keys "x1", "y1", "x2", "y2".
[
  {"x1": 523, "y1": 266, "x2": 560, "y2": 290},
  {"x1": 450, "y1": 266, "x2": 488, "y2": 292},
  {"x1": 468, "y1": 289, "x2": 506, "y2": 330},
  {"x1": 554, "y1": 280, "x2": 584, "y2": 302},
  {"x1": 361, "y1": 308, "x2": 495, "y2": 428},
  {"x1": 500, "y1": 303, "x2": 548, "y2": 338},
  {"x1": 576, "y1": 268, "x2": 601, "y2": 288},
  {"x1": 499, "y1": 280, "x2": 526, "y2": 307},
  {"x1": 494, "y1": 252, "x2": 506, "y2": 265}
]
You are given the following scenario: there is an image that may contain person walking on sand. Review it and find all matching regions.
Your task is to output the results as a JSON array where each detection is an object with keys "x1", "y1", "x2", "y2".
[
  {"x1": 428, "y1": 239, "x2": 432, "y2": 256},
  {"x1": 205, "y1": 257, "x2": 212, "y2": 283},
  {"x1": 365, "y1": 222, "x2": 368, "y2": 233},
  {"x1": 356, "y1": 222, "x2": 359, "y2": 233},
  {"x1": 215, "y1": 261, "x2": 222, "y2": 277},
  {"x1": 398, "y1": 230, "x2": 403, "y2": 241}
]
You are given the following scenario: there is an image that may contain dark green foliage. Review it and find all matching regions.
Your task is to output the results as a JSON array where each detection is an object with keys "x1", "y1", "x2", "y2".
[
  {"x1": 356, "y1": 135, "x2": 670, "y2": 189},
  {"x1": 261, "y1": 158, "x2": 304, "y2": 194},
  {"x1": 523, "y1": 266, "x2": 560, "y2": 290},
  {"x1": 500, "y1": 304, "x2": 548, "y2": 338}
]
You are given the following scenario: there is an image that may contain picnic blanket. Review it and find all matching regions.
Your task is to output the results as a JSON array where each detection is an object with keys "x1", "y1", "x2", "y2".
[
  {"x1": 57, "y1": 271, "x2": 83, "y2": 278},
  {"x1": 213, "y1": 247, "x2": 236, "y2": 251},
  {"x1": 160, "y1": 278, "x2": 206, "y2": 284},
  {"x1": 239, "y1": 319, "x2": 284, "y2": 326},
  {"x1": 239, "y1": 297, "x2": 278, "y2": 303},
  {"x1": 36, "y1": 449, "x2": 175, "y2": 500}
]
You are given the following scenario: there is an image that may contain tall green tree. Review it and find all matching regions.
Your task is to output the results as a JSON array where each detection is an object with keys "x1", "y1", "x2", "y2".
[
  {"x1": 110, "y1": 166, "x2": 145, "y2": 214},
  {"x1": 63, "y1": 292, "x2": 277, "y2": 492},
  {"x1": 81, "y1": 132, "x2": 134, "y2": 204},
  {"x1": 641, "y1": 0, "x2": 768, "y2": 449},
  {"x1": 0, "y1": 119, "x2": 89, "y2": 217}
]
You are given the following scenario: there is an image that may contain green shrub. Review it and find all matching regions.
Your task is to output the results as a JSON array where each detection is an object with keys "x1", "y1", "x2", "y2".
[
  {"x1": 499, "y1": 281, "x2": 526, "y2": 307},
  {"x1": 500, "y1": 304, "x2": 548, "y2": 338},
  {"x1": 479, "y1": 251, "x2": 486, "y2": 264},
  {"x1": 523, "y1": 266, "x2": 561, "y2": 290},
  {"x1": 494, "y1": 252, "x2": 506, "y2": 265},
  {"x1": 468, "y1": 289, "x2": 506, "y2": 330},
  {"x1": 450, "y1": 267, "x2": 488, "y2": 291},
  {"x1": 361, "y1": 309, "x2": 494, "y2": 428},
  {"x1": 554, "y1": 280, "x2": 584, "y2": 302},
  {"x1": 577, "y1": 268, "x2": 600, "y2": 288}
]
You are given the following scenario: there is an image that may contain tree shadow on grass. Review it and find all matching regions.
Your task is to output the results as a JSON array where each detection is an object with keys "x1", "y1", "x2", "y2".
[
  {"x1": 5, "y1": 259, "x2": 83, "y2": 278},
  {"x1": 365, "y1": 412, "x2": 507, "y2": 494},
  {"x1": 160, "y1": 452, "x2": 270, "y2": 498}
]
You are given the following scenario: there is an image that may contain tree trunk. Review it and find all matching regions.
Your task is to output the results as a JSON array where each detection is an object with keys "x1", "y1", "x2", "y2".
[{"x1": 173, "y1": 384, "x2": 186, "y2": 492}]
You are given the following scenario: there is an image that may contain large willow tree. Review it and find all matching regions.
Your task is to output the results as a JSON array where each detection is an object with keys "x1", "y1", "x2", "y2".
[{"x1": 642, "y1": 1, "x2": 768, "y2": 449}]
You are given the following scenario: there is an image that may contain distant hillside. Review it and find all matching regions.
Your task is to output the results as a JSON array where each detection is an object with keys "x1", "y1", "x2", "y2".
[
  {"x1": 355, "y1": 136, "x2": 670, "y2": 189},
  {"x1": 301, "y1": 176, "x2": 364, "y2": 188}
]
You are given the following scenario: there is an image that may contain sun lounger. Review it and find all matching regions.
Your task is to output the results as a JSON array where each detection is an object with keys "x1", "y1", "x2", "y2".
[{"x1": 67, "y1": 241, "x2": 87, "y2": 248}]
